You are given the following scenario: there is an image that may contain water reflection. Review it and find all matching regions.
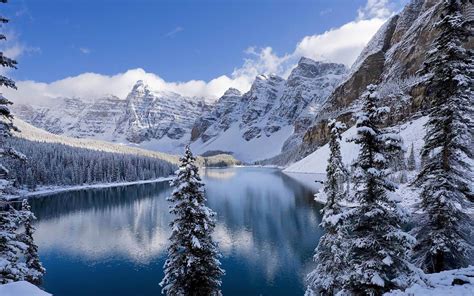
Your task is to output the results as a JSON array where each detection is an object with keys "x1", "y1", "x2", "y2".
[{"x1": 30, "y1": 167, "x2": 323, "y2": 296}]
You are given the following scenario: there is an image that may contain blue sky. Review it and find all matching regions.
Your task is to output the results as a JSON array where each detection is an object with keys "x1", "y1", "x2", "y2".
[{"x1": 1, "y1": 0, "x2": 407, "y2": 102}]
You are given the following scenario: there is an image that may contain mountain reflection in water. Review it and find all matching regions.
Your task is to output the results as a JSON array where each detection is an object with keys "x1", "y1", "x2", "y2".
[{"x1": 30, "y1": 167, "x2": 324, "y2": 296}]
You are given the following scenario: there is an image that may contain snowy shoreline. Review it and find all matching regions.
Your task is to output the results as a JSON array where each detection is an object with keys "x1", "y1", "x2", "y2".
[
  {"x1": 11, "y1": 176, "x2": 174, "y2": 199},
  {"x1": 10, "y1": 166, "x2": 281, "y2": 200}
]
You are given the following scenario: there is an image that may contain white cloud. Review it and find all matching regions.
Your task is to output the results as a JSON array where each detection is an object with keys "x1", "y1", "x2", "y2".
[
  {"x1": 164, "y1": 26, "x2": 184, "y2": 38},
  {"x1": 293, "y1": 18, "x2": 386, "y2": 67},
  {"x1": 5, "y1": 68, "x2": 251, "y2": 104},
  {"x1": 358, "y1": 0, "x2": 393, "y2": 20},
  {"x1": 0, "y1": 30, "x2": 40, "y2": 75},
  {"x1": 6, "y1": 0, "x2": 396, "y2": 104},
  {"x1": 79, "y1": 47, "x2": 91, "y2": 54}
]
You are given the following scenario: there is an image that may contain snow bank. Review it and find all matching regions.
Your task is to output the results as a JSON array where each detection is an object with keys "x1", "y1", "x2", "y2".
[
  {"x1": 385, "y1": 266, "x2": 474, "y2": 296},
  {"x1": 284, "y1": 116, "x2": 428, "y2": 174},
  {"x1": 0, "y1": 281, "x2": 52, "y2": 296}
]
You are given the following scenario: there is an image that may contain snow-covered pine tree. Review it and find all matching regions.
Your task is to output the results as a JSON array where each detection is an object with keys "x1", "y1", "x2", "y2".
[
  {"x1": 407, "y1": 143, "x2": 416, "y2": 171},
  {"x1": 306, "y1": 119, "x2": 349, "y2": 295},
  {"x1": 0, "y1": 0, "x2": 25, "y2": 194},
  {"x1": 19, "y1": 199, "x2": 45, "y2": 285},
  {"x1": 0, "y1": 0, "x2": 31, "y2": 285},
  {"x1": 343, "y1": 85, "x2": 420, "y2": 294},
  {"x1": 160, "y1": 146, "x2": 224, "y2": 296},
  {"x1": 0, "y1": 203, "x2": 26, "y2": 284},
  {"x1": 412, "y1": 0, "x2": 473, "y2": 273}
]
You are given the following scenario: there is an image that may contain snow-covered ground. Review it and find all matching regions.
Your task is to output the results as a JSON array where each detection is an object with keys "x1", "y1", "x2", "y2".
[
  {"x1": 0, "y1": 281, "x2": 51, "y2": 296},
  {"x1": 10, "y1": 176, "x2": 173, "y2": 199},
  {"x1": 192, "y1": 124, "x2": 294, "y2": 163},
  {"x1": 283, "y1": 116, "x2": 436, "y2": 210},
  {"x1": 284, "y1": 116, "x2": 428, "y2": 174},
  {"x1": 385, "y1": 266, "x2": 474, "y2": 296}
]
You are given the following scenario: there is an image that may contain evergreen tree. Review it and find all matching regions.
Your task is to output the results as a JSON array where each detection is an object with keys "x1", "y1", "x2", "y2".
[
  {"x1": 412, "y1": 0, "x2": 473, "y2": 273},
  {"x1": 407, "y1": 143, "x2": 416, "y2": 171},
  {"x1": 160, "y1": 146, "x2": 224, "y2": 296},
  {"x1": 19, "y1": 199, "x2": 45, "y2": 285},
  {"x1": 0, "y1": 0, "x2": 25, "y2": 193},
  {"x1": 0, "y1": 203, "x2": 26, "y2": 284},
  {"x1": 0, "y1": 0, "x2": 32, "y2": 285},
  {"x1": 306, "y1": 120, "x2": 349, "y2": 295},
  {"x1": 343, "y1": 85, "x2": 421, "y2": 294}
]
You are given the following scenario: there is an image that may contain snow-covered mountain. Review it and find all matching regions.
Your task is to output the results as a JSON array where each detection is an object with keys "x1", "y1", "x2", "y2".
[
  {"x1": 12, "y1": 80, "x2": 211, "y2": 153},
  {"x1": 14, "y1": 58, "x2": 346, "y2": 162},
  {"x1": 191, "y1": 58, "x2": 347, "y2": 162},
  {"x1": 265, "y1": 0, "x2": 474, "y2": 165}
]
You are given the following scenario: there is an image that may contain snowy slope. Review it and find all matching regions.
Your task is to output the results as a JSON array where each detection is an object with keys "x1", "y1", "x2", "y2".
[
  {"x1": 191, "y1": 58, "x2": 347, "y2": 162},
  {"x1": 191, "y1": 124, "x2": 294, "y2": 163},
  {"x1": 12, "y1": 117, "x2": 180, "y2": 163},
  {"x1": 385, "y1": 266, "x2": 474, "y2": 296},
  {"x1": 0, "y1": 281, "x2": 52, "y2": 296},
  {"x1": 284, "y1": 116, "x2": 428, "y2": 174}
]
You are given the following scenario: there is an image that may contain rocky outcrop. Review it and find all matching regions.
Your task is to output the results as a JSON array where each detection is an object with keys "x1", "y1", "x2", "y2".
[{"x1": 288, "y1": 0, "x2": 474, "y2": 163}]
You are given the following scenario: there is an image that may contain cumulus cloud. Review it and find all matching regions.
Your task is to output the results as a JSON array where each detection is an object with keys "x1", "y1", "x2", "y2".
[
  {"x1": 293, "y1": 18, "x2": 386, "y2": 67},
  {"x1": 5, "y1": 68, "x2": 252, "y2": 104},
  {"x1": 6, "y1": 0, "x2": 397, "y2": 104}
]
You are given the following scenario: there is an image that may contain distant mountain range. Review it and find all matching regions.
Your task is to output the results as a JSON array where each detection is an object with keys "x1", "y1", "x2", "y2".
[
  {"x1": 13, "y1": 57, "x2": 347, "y2": 162},
  {"x1": 13, "y1": 0, "x2": 474, "y2": 163}
]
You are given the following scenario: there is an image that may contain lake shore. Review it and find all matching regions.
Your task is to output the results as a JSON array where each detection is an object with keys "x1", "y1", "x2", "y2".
[{"x1": 10, "y1": 176, "x2": 174, "y2": 199}]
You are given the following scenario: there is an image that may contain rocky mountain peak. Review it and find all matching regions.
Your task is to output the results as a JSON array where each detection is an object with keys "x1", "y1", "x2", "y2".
[
  {"x1": 289, "y1": 57, "x2": 347, "y2": 82},
  {"x1": 130, "y1": 80, "x2": 149, "y2": 93},
  {"x1": 222, "y1": 88, "x2": 242, "y2": 97}
]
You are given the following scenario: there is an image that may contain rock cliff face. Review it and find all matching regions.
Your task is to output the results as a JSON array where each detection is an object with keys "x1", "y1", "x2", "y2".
[
  {"x1": 190, "y1": 58, "x2": 347, "y2": 162},
  {"x1": 12, "y1": 81, "x2": 210, "y2": 153},
  {"x1": 13, "y1": 96, "x2": 124, "y2": 138},
  {"x1": 267, "y1": 0, "x2": 474, "y2": 165},
  {"x1": 114, "y1": 81, "x2": 210, "y2": 144}
]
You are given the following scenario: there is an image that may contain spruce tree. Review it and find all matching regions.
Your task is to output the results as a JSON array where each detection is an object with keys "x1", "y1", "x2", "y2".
[
  {"x1": 306, "y1": 120, "x2": 349, "y2": 295},
  {"x1": 343, "y1": 85, "x2": 420, "y2": 294},
  {"x1": 19, "y1": 199, "x2": 45, "y2": 285},
  {"x1": 407, "y1": 143, "x2": 416, "y2": 171},
  {"x1": 160, "y1": 146, "x2": 224, "y2": 296},
  {"x1": 0, "y1": 203, "x2": 26, "y2": 284},
  {"x1": 0, "y1": 0, "x2": 33, "y2": 285},
  {"x1": 412, "y1": 0, "x2": 473, "y2": 273}
]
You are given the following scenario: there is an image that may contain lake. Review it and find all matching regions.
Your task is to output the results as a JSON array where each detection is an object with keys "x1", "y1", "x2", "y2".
[{"x1": 28, "y1": 167, "x2": 324, "y2": 296}]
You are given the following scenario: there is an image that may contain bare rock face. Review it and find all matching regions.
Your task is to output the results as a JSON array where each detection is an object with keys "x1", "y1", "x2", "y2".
[
  {"x1": 114, "y1": 80, "x2": 209, "y2": 143},
  {"x1": 190, "y1": 87, "x2": 242, "y2": 142}
]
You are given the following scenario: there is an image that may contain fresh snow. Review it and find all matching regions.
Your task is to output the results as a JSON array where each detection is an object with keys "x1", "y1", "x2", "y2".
[
  {"x1": 284, "y1": 116, "x2": 428, "y2": 174},
  {"x1": 192, "y1": 124, "x2": 294, "y2": 163},
  {"x1": 0, "y1": 281, "x2": 52, "y2": 296},
  {"x1": 385, "y1": 266, "x2": 474, "y2": 296},
  {"x1": 284, "y1": 116, "x2": 429, "y2": 209}
]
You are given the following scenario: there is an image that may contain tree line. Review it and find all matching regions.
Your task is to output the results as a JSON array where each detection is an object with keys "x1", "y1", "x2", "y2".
[{"x1": 5, "y1": 138, "x2": 177, "y2": 190}]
